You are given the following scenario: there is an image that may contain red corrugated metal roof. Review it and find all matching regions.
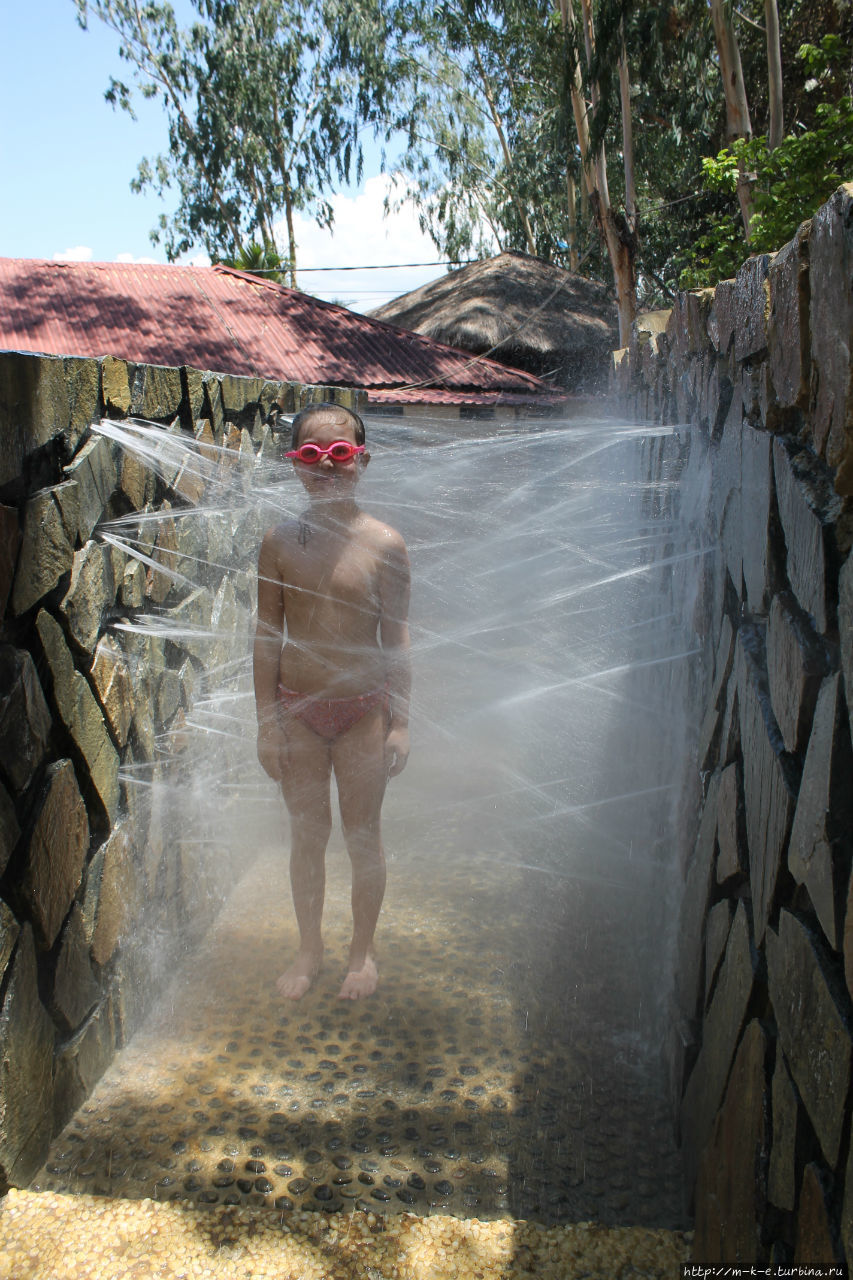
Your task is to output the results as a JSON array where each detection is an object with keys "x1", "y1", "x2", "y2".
[{"x1": 0, "y1": 259, "x2": 562, "y2": 406}]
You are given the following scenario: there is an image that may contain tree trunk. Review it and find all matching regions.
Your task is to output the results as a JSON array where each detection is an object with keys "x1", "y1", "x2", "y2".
[
  {"x1": 765, "y1": 0, "x2": 784, "y2": 151},
  {"x1": 284, "y1": 184, "x2": 297, "y2": 289},
  {"x1": 566, "y1": 170, "x2": 579, "y2": 271},
  {"x1": 618, "y1": 25, "x2": 637, "y2": 235},
  {"x1": 560, "y1": 0, "x2": 636, "y2": 344},
  {"x1": 710, "y1": 0, "x2": 754, "y2": 235}
]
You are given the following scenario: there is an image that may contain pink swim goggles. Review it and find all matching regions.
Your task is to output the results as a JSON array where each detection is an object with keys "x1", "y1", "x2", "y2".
[{"x1": 285, "y1": 440, "x2": 365, "y2": 464}]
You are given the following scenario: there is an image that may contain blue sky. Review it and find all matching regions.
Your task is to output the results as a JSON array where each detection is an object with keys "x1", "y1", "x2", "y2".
[{"x1": 0, "y1": 0, "x2": 450, "y2": 310}]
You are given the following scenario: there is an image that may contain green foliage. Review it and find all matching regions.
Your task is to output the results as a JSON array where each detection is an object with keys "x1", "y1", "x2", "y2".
[
  {"x1": 218, "y1": 241, "x2": 286, "y2": 282},
  {"x1": 683, "y1": 35, "x2": 853, "y2": 286},
  {"x1": 75, "y1": 0, "x2": 394, "y2": 272}
]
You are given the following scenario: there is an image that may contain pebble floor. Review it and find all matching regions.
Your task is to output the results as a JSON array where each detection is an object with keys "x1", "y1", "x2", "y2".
[{"x1": 4, "y1": 839, "x2": 691, "y2": 1275}]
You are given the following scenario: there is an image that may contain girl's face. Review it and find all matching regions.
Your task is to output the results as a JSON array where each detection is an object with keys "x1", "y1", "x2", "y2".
[{"x1": 291, "y1": 412, "x2": 369, "y2": 501}]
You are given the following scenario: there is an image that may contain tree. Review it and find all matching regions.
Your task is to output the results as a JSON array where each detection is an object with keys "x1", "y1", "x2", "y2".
[
  {"x1": 74, "y1": 0, "x2": 394, "y2": 284},
  {"x1": 386, "y1": 0, "x2": 575, "y2": 264},
  {"x1": 709, "y1": 0, "x2": 754, "y2": 235},
  {"x1": 684, "y1": 35, "x2": 853, "y2": 285}
]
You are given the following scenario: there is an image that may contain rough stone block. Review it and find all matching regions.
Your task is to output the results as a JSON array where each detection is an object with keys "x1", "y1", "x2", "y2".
[
  {"x1": 220, "y1": 374, "x2": 265, "y2": 417},
  {"x1": 259, "y1": 379, "x2": 286, "y2": 418},
  {"x1": 0, "y1": 352, "x2": 70, "y2": 487},
  {"x1": 666, "y1": 289, "x2": 715, "y2": 362},
  {"x1": 63, "y1": 356, "x2": 100, "y2": 449},
  {"x1": 737, "y1": 624, "x2": 797, "y2": 940},
  {"x1": 20, "y1": 758, "x2": 90, "y2": 950},
  {"x1": 705, "y1": 899, "x2": 734, "y2": 1006},
  {"x1": 0, "y1": 903, "x2": 20, "y2": 986},
  {"x1": 795, "y1": 1163, "x2": 842, "y2": 1268},
  {"x1": 774, "y1": 437, "x2": 844, "y2": 632},
  {"x1": 630, "y1": 309, "x2": 670, "y2": 370},
  {"x1": 157, "y1": 668, "x2": 181, "y2": 727},
  {"x1": 0, "y1": 924, "x2": 54, "y2": 1185},
  {"x1": 0, "y1": 646, "x2": 52, "y2": 794},
  {"x1": 767, "y1": 590, "x2": 832, "y2": 754},
  {"x1": 841, "y1": 550, "x2": 853, "y2": 714},
  {"x1": 0, "y1": 783, "x2": 20, "y2": 878},
  {"x1": 768, "y1": 1052, "x2": 798, "y2": 1211},
  {"x1": 63, "y1": 434, "x2": 118, "y2": 543},
  {"x1": 119, "y1": 448, "x2": 153, "y2": 510},
  {"x1": 109, "y1": 941, "x2": 150, "y2": 1047},
  {"x1": 741, "y1": 423, "x2": 777, "y2": 613},
  {"x1": 145, "y1": 505, "x2": 180, "y2": 605},
  {"x1": 846, "y1": 869, "x2": 853, "y2": 1006},
  {"x1": 767, "y1": 909, "x2": 851, "y2": 1167},
  {"x1": 59, "y1": 541, "x2": 115, "y2": 653},
  {"x1": 89, "y1": 635, "x2": 133, "y2": 749},
  {"x1": 809, "y1": 184, "x2": 853, "y2": 489},
  {"x1": 182, "y1": 365, "x2": 205, "y2": 421},
  {"x1": 11, "y1": 485, "x2": 76, "y2": 615},
  {"x1": 708, "y1": 279, "x2": 737, "y2": 355},
  {"x1": 201, "y1": 375, "x2": 224, "y2": 438},
  {"x1": 90, "y1": 823, "x2": 139, "y2": 967},
  {"x1": 132, "y1": 364, "x2": 183, "y2": 421},
  {"x1": 0, "y1": 504, "x2": 19, "y2": 624},
  {"x1": 101, "y1": 356, "x2": 131, "y2": 416},
  {"x1": 131, "y1": 698, "x2": 156, "y2": 762},
  {"x1": 120, "y1": 559, "x2": 146, "y2": 608},
  {"x1": 716, "y1": 761, "x2": 746, "y2": 884},
  {"x1": 52, "y1": 1001, "x2": 114, "y2": 1136},
  {"x1": 768, "y1": 224, "x2": 811, "y2": 413},
  {"x1": 714, "y1": 414, "x2": 743, "y2": 594},
  {"x1": 194, "y1": 417, "x2": 217, "y2": 463},
  {"x1": 209, "y1": 576, "x2": 242, "y2": 667},
  {"x1": 844, "y1": 1131, "x2": 853, "y2": 1272},
  {"x1": 734, "y1": 255, "x2": 772, "y2": 363},
  {"x1": 51, "y1": 904, "x2": 101, "y2": 1032},
  {"x1": 692, "y1": 1019, "x2": 768, "y2": 1264},
  {"x1": 788, "y1": 673, "x2": 852, "y2": 949},
  {"x1": 172, "y1": 452, "x2": 208, "y2": 505},
  {"x1": 35, "y1": 610, "x2": 119, "y2": 823},
  {"x1": 718, "y1": 662, "x2": 741, "y2": 770},
  {"x1": 681, "y1": 903, "x2": 756, "y2": 1187}
]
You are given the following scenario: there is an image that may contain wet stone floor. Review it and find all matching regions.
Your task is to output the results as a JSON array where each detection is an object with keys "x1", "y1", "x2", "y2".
[{"x1": 31, "y1": 843, "x2": 688, "y2": 1232}]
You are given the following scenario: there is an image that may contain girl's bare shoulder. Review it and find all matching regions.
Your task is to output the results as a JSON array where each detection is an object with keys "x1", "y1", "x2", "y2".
[
  {"x1": 259, "y1": 519, "x2": 303, "y2": 565},
  {"x1": 362, "y1": 512, "x2": 407, "y2": 556}
]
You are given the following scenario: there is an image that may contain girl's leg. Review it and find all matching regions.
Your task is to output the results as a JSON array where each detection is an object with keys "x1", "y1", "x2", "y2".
[
  {"x1": 277, "y1": 715, "x2": 333, "y2": 998},
  {"x1": 332, "y1": 703, "x2": 389, "y2": 998}
]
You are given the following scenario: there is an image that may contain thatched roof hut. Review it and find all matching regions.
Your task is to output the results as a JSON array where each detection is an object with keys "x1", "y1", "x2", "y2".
[{"x1": 371, "y1": 252, "x2": 618, "y2": 391}]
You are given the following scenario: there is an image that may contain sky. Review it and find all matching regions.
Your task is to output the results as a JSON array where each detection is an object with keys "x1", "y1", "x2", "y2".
[{"x1": 0, "y1": 0, "x2": 456, "y2": 312}]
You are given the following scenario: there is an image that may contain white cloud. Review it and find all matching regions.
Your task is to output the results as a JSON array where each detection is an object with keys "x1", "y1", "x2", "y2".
[
  {"x1": 278, "y1": 173, "x2": 456, "y2": 313},
  {"x1": 179, "y1": 251, "x2": 212, "y2": 268},
  {"x1": 115, "y1": 251, "x2": 159, "y2": 264},
  {"x1": 53, "y1": 245, "x2": 93, "y2": 262}
]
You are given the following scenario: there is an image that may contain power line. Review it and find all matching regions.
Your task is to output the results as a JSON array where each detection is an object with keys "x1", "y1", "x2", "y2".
[{"x1": 221, "y1": 260, "x2": 477, "y2": 274}]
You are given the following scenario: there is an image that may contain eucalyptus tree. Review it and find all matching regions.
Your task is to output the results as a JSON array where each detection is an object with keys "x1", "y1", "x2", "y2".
[
  {"x1": 74, "y1": 0, "x2": 395, "y2": 284},
  {"x1": 388, "y1": 0, "x2": 574, "y2": 264}
]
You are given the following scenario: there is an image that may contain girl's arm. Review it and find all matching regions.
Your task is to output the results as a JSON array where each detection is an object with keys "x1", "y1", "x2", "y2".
[{"x1": 379, "y1": 533, "x2": 412, "y2": 777}]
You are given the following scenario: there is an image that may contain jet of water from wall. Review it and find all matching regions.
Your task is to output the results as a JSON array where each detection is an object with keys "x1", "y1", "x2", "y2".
[{"x1": 93, "y1": 409, "x2": 706, "y2": 1051}]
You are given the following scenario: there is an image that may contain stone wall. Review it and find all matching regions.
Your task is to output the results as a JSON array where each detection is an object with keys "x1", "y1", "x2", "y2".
[
  {"x1": 0, "y1": 349, "x2": 361, "y2": 1189},
  {"x1": 611, "y1": 184, "x2": 853, "y2": 1267}
]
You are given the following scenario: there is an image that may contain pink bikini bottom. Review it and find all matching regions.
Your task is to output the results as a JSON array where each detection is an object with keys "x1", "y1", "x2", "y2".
[{"x1": 277, "y1": 684, "x2": 388, "y2": 742}]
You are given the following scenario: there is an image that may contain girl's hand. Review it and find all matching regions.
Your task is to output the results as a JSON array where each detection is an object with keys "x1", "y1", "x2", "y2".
[{"x1": 385, "y1": 726, "x2": 410, "y2": 778}]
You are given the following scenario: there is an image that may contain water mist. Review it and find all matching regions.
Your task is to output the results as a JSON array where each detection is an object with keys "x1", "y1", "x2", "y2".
[{"x1": 32, "y1": 408, "x2": 703, "y2": 1229}]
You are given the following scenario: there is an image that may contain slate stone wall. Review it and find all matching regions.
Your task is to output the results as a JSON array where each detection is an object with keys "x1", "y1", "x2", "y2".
[
  {"x1": 611, "y1": 184, "x2": 853, "y2": 1267},
  {"x1": 0, "y1": 349, "x2": 362, "y2": 1189}
]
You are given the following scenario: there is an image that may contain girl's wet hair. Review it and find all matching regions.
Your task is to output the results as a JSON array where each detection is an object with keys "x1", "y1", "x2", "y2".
[{"x1": 291, "y1": 402, "x2": 366, "y2": 450}]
